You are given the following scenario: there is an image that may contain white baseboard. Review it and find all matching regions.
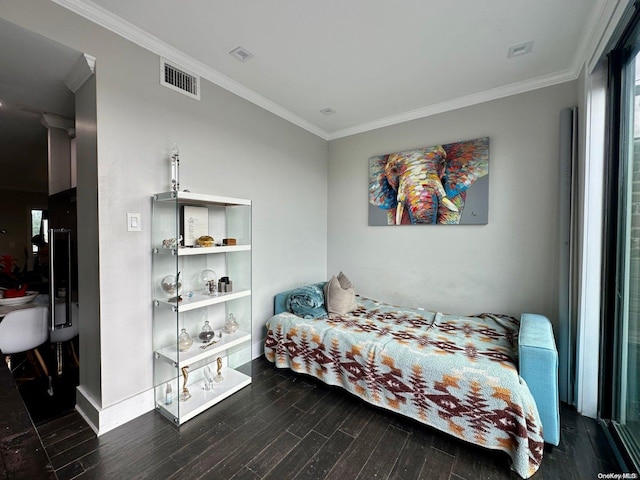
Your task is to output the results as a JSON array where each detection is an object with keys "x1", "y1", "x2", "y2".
[
  {"x1": 251, "y1": 338, "x2": 264, "y2": 359},
  {"x1": 74, "y1": 343, "x2": 264, "y2": 435},
  {"x1": 75, "y1": 385, "x2": 155, "y2": 436}
]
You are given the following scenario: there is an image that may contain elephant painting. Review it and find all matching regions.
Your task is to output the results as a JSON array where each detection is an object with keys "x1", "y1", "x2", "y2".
[{"x1": 368, "y1": 137, "x2": 489, "y2": 225}]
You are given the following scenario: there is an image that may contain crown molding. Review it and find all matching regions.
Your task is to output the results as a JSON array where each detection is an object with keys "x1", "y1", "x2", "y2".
[
  {"x1": 327, "y1": 68, "x2": 579, "y2": 140},
  {"x1": 51, "y1": 0, "x2": 330, "y2": 140},
  {"x1": 584, "y1": 0, "x2": 632, "y2": 73},
  {"x1": 52, "y1": 0, "x2": 603, "y2": 143},
  {"x1": 65, "y1": 53, "x2": 96, "y2": 93},
  {"x1": 570, "y1": 0, "x2": 613, "y2": 75},
  {"x1": 41, "y1": 112, "x2": 74, "y2": 131}
]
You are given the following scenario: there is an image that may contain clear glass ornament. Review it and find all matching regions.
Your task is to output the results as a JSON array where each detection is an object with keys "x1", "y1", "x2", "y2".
[
  {"x1": 199, "y1": 269, "x2": 217, "y2": 296},
  {"x1": 165, "y1": 382, "x2": 173, "y2": 405},
  {"x1": 160, "y1": 274, "x2": 181, "y2": 296},
  {"x1": 224, "y1": 313, "x2": 239, "y2": 334},
  {"x1": 170, "y1": 142, "x2": 180, "y2": 192},
  {"x1": 178, "y1": 328, "x2": 193, "y2": 351},
  {"x1": 203, "y1": 365, "x2": 213, "y2": 391},
  {"x1": 198, "y1": 320, "x2": 215, "y2": 342}
]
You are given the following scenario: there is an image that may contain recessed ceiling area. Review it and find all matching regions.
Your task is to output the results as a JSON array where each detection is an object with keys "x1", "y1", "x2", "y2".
[{"x1": 59, "y1": 0, "x2": 601, "y2": 139}]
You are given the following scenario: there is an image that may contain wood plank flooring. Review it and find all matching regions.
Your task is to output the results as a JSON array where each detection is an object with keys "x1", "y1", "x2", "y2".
[
  {"x1": 38, "y1": 356, "x2": 623, "y2": 480},
  {"x1": 0, "y1": 361, "x2": 55, "y2": 479}
]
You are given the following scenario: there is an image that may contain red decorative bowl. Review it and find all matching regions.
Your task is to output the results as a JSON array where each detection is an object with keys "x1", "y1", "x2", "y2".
[{"x1": 4, "y1": 285, "x2": 28, "y2": 298}]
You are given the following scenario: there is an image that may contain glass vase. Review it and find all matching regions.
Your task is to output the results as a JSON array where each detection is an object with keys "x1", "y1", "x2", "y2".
[
  {"x1": 224, "y1": 313, "x2": 239, "y2": 334},
  {"x1": 198, "y1": 320, "x2": 215, "y2": 342},
  {"x1": 178, "y1": 328, "x2": 193, "y2": 351}
]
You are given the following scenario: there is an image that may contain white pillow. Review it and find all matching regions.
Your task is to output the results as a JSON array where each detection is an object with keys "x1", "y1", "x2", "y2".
[
  {"x1": 324, "y1": 273, "x2": 357, "y2": 314},
  {"x1": 337, "y1": 271, "x2": 353, "y2": 289}
]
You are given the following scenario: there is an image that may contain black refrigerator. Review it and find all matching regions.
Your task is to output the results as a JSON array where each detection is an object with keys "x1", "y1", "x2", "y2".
[{"x1": 48, "y1": 187, "x2": 78, "y2": 333}]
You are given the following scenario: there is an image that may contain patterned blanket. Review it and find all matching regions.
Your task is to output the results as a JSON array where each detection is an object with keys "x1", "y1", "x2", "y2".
[{"x1": 264, "y1": 296, "x2": 544, "y2": 478}]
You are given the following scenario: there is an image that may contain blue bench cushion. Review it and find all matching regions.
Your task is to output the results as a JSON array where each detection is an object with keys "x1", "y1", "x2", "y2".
[{"x1": 519, "y1": 313, "x2": 560, "y2": 446}]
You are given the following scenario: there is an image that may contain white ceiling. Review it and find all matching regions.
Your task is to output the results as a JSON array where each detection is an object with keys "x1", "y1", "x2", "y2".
[
  {"x1": 59, "y1": 0, "x2": 602, "y2": 139},
  {"x1": 0, "y1": 0, "x2": 606, "y2": 192}
]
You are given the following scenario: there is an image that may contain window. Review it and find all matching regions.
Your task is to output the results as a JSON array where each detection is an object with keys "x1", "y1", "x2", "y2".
[
  {"x1": 30, "y1": 208, "x2": 48, "y2": 253},
  {"x1": 602, "y1": 4, "x2": 640, "y2": 471}
]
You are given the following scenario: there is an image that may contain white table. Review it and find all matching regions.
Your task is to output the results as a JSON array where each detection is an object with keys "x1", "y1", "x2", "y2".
[{"x1": 0, "y1": 298, "x2": 44, "y2": 319}]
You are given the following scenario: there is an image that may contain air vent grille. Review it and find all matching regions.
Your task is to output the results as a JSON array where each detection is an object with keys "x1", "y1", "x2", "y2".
[{"x1": 160, "y1": 58, "x2": 200, "y2": 100}]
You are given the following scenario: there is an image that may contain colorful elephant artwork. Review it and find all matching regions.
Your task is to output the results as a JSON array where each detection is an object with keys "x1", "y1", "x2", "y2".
[{"x1": 368, "y1": 137, "x2": 489, "y2": 225}]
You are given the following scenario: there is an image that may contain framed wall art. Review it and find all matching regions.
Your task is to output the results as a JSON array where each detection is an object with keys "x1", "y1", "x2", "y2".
[{"x1": 368, "y1": 137, "x2": 489, "y2": 225}]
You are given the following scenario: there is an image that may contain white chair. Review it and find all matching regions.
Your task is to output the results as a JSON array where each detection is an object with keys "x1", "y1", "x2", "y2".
[
  {"x1": 33, "y1": 294, "x2": 48, "y2": 305},
  {"x1": 50, "y1": 302, "x2": 79, "y2": 376},
  {"x1": 0, "y1": 305, "x2": 53, "y2": 395}
]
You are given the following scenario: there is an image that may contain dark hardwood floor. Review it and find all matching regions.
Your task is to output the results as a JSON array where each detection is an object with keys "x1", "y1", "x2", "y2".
[
  {"x1": 37, "y1": 356, "x2": 623, "y2": 480},
  {"x1": 12, "y1": 338, "x2": 79, "y2": 426}
]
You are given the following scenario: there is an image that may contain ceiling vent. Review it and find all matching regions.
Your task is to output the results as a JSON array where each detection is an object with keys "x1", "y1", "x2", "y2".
[
  {"x1": 229, "y1": 46, "x2": 254, "y2": 62},
  {"x1": 160, "y1": 58, "x2": 200, "y2": 100},
  {"x1": 508, "y1": 41, "x2": 534, "y2": 58}
]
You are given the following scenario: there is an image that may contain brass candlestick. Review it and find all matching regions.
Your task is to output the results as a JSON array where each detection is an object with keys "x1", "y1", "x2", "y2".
[
  {"x1": 214, "y1": 357, "x2": 224, "y2": 383},
  {"x1": 180, "y1": 366, "x2": 191, "y2": 401}
]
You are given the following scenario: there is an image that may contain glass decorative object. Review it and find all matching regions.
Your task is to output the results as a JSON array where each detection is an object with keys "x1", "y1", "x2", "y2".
[
  {"x1": 203, "y1": 365, "x2": 213, "y2": 390},
  {"x1": 224, "y1": 313, "x2": 239, "y2": 334},
  {"x1": 165, "y1": 382, "x2": 173, "y2": 405},
  {"x1": 170, "y1": 142, "x2": 180, "y2": 192},
  {"x1": 161, "y1": 235, "x2": 183, "y2": 249},
  {"x1": 178, "y1": 328, "x2": 193, "y2": 351},
  {"x1": 198, "y1": 320, "x2": 215, "y2": 342},
  {"x1": 199, "y1": 269, "x2": 217, "y2": 296},
  {"x1": 160, "y1": 274, "x2": 182, "y2": 296}
]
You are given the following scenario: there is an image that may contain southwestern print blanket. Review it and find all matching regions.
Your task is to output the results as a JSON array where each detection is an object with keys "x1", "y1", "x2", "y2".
[{"x1": 264, "y1": 296, "x2": 544, "y2": 478}]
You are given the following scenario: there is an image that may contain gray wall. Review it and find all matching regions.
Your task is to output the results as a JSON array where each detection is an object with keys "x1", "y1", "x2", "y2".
[
  {"x1": 328, "y1": 82, "x2": 578, "y2": 326},
  {"x1": 91, "y1": 25, "x2": 327, "y2": 407},
  {"x1": 47, "y1": 127, "x2": 72, "y2": 195},
  {"x1": 75, "y1": 73, "x2": 101, "y2": 407},
  {"x1": 0, "y1": 0, "x2": 327, "y2": 411}
]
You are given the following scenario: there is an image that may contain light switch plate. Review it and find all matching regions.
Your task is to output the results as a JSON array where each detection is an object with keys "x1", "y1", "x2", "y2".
[{"x1": 127, "y1": 213, "x2": 141, "y2": 232}]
